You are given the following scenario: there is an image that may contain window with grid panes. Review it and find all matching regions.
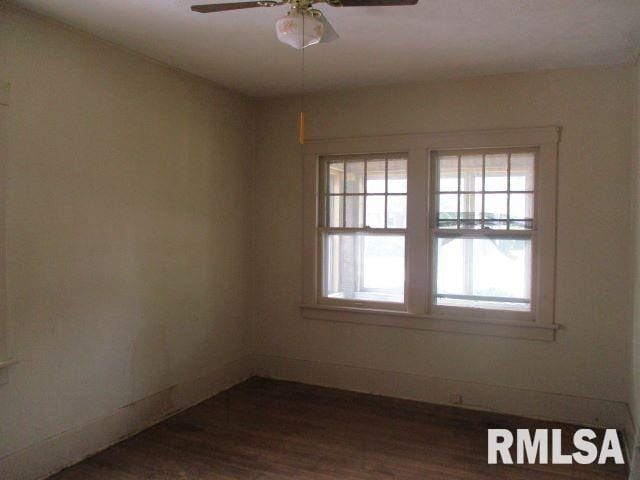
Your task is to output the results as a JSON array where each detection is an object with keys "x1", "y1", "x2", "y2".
[
  {"x1": 431, "y1": 148, "x2": 536, "y2": 312},
  {"x1": 303, "y1": 128, "x2": 558, "y2": 340},
  {"x1": 321, "y1": 155, "x2": 408, "y2": 305}
]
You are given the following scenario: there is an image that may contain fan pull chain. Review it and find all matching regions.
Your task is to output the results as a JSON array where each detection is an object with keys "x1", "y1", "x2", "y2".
[
  {"x1": 299, "y1": 111, "x2": 305, "y2": 145},
  {"x1": 299, "y1": 10, "x2": 305, "y2": 145}
]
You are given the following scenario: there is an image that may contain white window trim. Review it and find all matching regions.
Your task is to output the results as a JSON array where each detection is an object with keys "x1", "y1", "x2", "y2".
[
  {"x1": 301, "y1": 127, "x2": 560, "y2": 341},
  {"x1": 318, "y1": 154, "x2": 409, "y2": 311},
  {"x1": 0, "y1": 81, "x2": 13, "y2": 383}
]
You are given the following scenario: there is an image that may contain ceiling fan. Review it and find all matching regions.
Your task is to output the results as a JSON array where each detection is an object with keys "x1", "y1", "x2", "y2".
[{"x1": 191, "y1": 0, "x2": 419, "y2": 49}]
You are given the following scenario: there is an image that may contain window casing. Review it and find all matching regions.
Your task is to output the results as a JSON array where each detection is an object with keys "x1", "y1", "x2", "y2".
[{"x1": 302, "y1": 128, "x2": 559, "y2": 341}]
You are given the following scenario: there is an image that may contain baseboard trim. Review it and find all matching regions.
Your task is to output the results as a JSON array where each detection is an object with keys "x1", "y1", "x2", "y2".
[
  {"x1": 4, "y1": 353, "x2": 634, "y2": 480},
  {"x1": 0, "y1": 355, "x2": 254, "y2": 480},
  {"x1": 254, "y1": 354, "x2": 633, "y2": 438}
]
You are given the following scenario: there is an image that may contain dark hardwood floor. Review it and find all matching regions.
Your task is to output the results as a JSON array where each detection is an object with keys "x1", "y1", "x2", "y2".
[{"x1": 49, "y1": 377, "x2": 628, "y2": 479}]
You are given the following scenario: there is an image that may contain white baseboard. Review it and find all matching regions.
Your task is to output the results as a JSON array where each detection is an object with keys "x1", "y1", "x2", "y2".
[
  {"x1": 3, "y1": 353, "x2": 634, "y2": 480},
  {"x1": 254, "y1": 354, "x2": 633, "y2": 441},
  {"x1": 0, "y1": 355, "x2": 254, "y2": 480}
]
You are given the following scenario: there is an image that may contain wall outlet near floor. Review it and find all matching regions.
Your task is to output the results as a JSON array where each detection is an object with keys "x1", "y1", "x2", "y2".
[{"x1": 449, "y1": 393, "x2": 463, "y2": 405}]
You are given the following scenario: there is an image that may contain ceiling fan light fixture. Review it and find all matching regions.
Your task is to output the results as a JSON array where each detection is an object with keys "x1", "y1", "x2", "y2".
[{"x1": 275, "y1": 10, "x2": 324, "y2": 49}]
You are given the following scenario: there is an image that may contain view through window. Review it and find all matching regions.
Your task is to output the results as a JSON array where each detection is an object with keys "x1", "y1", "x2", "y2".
[
  {"x1": 433, "y1": 150, "x2": 535, "y2": 311},
  {"x1": 319, "y1": 148, "x2": 537, "y2": 314},
  {"x1": 322, "y1": 155, "x2": 407, "y2": 304}
]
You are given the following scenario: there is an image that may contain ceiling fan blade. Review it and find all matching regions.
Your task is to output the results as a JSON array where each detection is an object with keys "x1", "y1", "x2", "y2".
[
  {"x1": 191, "y1": 2, "x2": 269, "y2": 13},
  {"x1": 327, "y1": 0, "x2": 418, "y2": 6},
  {"x1": 318, "y1": 15, "x2": 339, "y2": 43}
]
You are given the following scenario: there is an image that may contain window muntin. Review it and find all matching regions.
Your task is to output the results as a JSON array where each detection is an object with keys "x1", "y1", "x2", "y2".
[
  {"x1": 435, "y1": 150, "x2": 535, "y2": 231},
  {"x1": 321, "y1": 155, "x2": 408, "y2": 305},
  {"x1": 432, "y1": 149, "x2": 536, "y2": 312}
]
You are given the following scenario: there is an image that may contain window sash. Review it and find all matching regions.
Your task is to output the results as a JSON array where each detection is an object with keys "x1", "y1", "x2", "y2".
[
  {"x1": 318, "y1": 230, "x2": 408, "y2": 309},
  {"x1": 429, "y1": 230, "x2": 536, "y2": 320},
  {"x1": 430, "y1": 149, "x2": 537, "y2": 231},
  {"x1": 320, "y1": 155, "x2": 407, "y2": 230}
]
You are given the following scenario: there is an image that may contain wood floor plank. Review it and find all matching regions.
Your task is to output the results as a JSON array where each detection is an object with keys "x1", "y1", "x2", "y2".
[{"x1": 47, "y1": 377, "x2": 629, "y2": 480}]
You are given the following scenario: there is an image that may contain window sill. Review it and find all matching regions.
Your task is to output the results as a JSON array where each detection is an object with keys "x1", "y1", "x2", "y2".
[{"x1": 300, "y1": 304, "x2": 557, "y2": 341}]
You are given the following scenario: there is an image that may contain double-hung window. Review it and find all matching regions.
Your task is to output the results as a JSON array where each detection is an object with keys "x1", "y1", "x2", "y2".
[
  {"x1": 321, "y1": 155, "x2": 407, "y2": 307},
  {"x1": 302, "y1": 128, "x2": 559, "y2": 341},
  {"x1": 431, "y1": 149, "x2": 535, "y2": 316}
]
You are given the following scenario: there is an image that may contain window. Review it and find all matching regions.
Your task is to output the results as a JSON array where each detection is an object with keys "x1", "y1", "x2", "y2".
[
  {"x1": 302, "y1": 128, "x2": 559, "y2": 341},
  {"x1": 321, "y1": 155, "x2": 407, "y2": 306},
  {"x1": 431, "y1": 149, "x2": 535, "y2": 314}
]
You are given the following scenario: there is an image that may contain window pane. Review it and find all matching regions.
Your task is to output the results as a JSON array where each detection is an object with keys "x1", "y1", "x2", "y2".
[
  {"x1": 325, "y1": 233, "x2": 405, "y2": 303},
  {"x1": 327, "y1": 195, "x2": 343, "y2": 227},
  {"x1": 366, "y1": 195, "x2": 385, "y2": 228},
  {"x1": 387, "y1": 195, "x2": 406, "y2": 228},
  {"x1": 438, "y1": 193, "x2": 458, "y2": 221},
  {"x1": 460, "y1": 154, "x2": 483, "y2": 191},
  {"x1": 484, "y1": 193, "x2": 508, "y2": 220},
  {"x1": 460, "y1": 193, "x2": 482, "y2": 220},
  {"x1": 510, "y1": 152, "x2": 535, "y2": 191},
  {"x1": 328, "y1": 162, "x2": 344, "y2": 194},
  {"x1": 510, "y1": 220, "x2": 533, "y2": 230},
  {"x1": 485, "y1": 154, "x2": 508, "y2": 191},
  {"x1": 388, "y1": 159, "x2": 407, "y2": 193},
  {"x1": 346, "y1": 161, "x2": 365, "y2": 193},
  {"x1": 509, "y1": 193, "x2": 534, "y2": 220},
  {"x1": 435, "y1": 236, "x2": 531, "y2": 311},
  {"x1": 438, "y1": 155, "x2": 458, "y2": 192},
  {"x1": 438, "y1": 220, "x2": 458, "y2": 229},
  {"x1": 484, "y1": 220, "x2": 508, "y2": 230},
  {"x1": 367, "y1": 160, "x2": 386, "y2": 193},
  {"x1": 345, "y1": 195, "x2": 364, "y2": 228},
  {"x1": 459, "y1": 220, "x2": 482, "y2": 229}
]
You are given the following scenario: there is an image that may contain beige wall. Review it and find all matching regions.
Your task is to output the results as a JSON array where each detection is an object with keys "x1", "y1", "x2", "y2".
[
  {"x1": 0, "y1": 4, "x2": 254, "y2": 471},
  {"x1": 253, "y1": 66, "x2": 634, "y2": 407},
  {"x1": 1, "y1": 3, "x2": 638, "y2": 477},
  {"x1": 631, "y1": 57, "x2": 640, "y2": 470}
]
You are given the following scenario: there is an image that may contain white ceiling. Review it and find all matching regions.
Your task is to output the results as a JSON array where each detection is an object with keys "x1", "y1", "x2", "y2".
[{"x1": 12, "y1": 0, "x2": 640, "y2": 97}]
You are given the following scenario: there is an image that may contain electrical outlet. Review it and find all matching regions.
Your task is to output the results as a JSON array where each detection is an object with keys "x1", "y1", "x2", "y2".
[{"x1": 449, "y1": 393, "x2": 463, "y2": 405}]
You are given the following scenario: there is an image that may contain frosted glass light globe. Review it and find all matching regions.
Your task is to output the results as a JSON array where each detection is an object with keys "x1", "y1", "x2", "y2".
[{"x1": 275, "y1": 11, "x2": 324, "y2": 49}]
